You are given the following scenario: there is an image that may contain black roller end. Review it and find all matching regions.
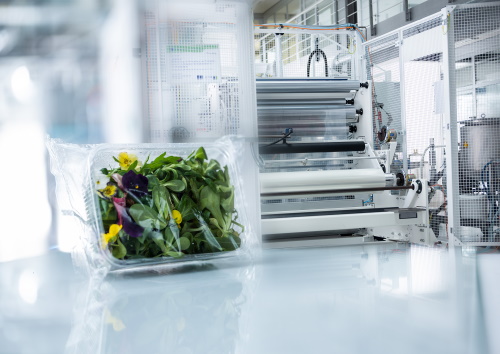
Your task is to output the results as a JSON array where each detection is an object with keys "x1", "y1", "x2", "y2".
[
  {"x1": 415, "y1": 180, "x2": 423, "y2": 194},
  {"x1": 356, "y1": 108, "x2": 363, "y2": 115},
  {"x1": 396, "y1": 172, "x2": 405, "y2": 186},
  {"x1": 377, "y1": 126, "x2": 387, "y2": 142},
  {"x1": 360, "y1": 82, "x2": 369, "y2": 89},
  {"x1": 346, "y1": 99, "x2": 355, "y2": 105}
]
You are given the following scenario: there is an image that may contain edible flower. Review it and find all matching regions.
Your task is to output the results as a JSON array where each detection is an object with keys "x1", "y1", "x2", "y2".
[
  {"x1": 102, "y1": 224, "x2": 122, "y2": 249},
  {"x1": 104, "y1": 308, "x2": 126, "y2": 332},
  {"x1": 122, "y1": 171, "x2": 148, "y2": 195},
  {"x1": 98, "y1": 184, "x2": 117, "y2": 199},
  {"x1": 112, "y1": 173, "x2": 124, "y2": 189},
  {"x1": 118, "y1": 152, "x2": 138, "y2": 170},
  {"x1": 172, "y1": 210, "x2": 182, "y2": 225},
  {"x1": 113, "y1": 197, "x2": 144, "y2": 238}
]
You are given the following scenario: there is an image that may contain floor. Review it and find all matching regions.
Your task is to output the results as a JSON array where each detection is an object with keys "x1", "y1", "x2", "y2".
[{"x1": 0, "y1": 242, "x2": 498, "y2": 354}]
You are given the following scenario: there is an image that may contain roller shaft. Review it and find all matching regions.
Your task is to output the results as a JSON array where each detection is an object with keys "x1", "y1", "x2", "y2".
[{"x1": 259, "y1": 141, "x2": 365, "y2": 154}]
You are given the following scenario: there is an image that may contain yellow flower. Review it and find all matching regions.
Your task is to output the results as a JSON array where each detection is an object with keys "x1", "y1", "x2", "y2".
[
  {"x1": 172, "y1": 210, "x2": 182, "y2": 224},
  {"x1": 118, "y1": 152, "x2": 138, "y2": 170},
  {"x1": 104, "y1": 308, "x2": 126, "y2": 332},
  {"x1": 100, "y1": 184, "x2": 117, "y2": 198},
  {"x1": 102, "y1": 224, "x2": 122, "y2": 249}
]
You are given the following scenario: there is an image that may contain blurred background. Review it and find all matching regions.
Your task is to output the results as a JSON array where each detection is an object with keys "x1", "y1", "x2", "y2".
[{"x1": 0, "y1": 0, "x2": 144, "y2": 261}]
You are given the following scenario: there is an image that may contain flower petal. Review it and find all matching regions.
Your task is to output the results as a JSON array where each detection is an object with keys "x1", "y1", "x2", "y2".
[{"x1": 113, "y1": 199, "x2": 144, "y2": 238}]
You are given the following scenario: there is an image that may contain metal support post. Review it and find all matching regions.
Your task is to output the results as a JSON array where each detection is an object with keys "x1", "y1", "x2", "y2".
[
  {"x1": 398, "y1": 30, "x2": 409, "y2": 174},
  {"x1": 275, "y1": 33, "x2": 283, "y2": 77},
  {"x1": 441, "y1": 6, "x2": 461, "y2": 247}
]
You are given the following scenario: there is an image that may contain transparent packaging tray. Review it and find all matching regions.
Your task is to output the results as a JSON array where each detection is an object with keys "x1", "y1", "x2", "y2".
[{"x1": 85, "y1": 141, "x2": 254, "y2": 271}]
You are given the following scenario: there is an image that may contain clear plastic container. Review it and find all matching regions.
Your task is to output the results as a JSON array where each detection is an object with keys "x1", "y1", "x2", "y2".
[{"x1": 48, "y1": 136, "x2": 259, "y2": 276}]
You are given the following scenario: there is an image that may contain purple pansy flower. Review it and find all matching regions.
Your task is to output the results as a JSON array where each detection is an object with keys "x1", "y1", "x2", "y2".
[
  {"x1": 113, "y1": 197, "x2": 144, "y2": 238},
  {"x1": 122, "y1": 171, "x2": 148, "y2": 195}
]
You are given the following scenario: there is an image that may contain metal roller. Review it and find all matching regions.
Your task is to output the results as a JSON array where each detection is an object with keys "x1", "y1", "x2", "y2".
[
  {"x1": 259, "y1": 140, "x2": 366, "y2": 155},
  {"x1": 258, "y1": 104, "x2": 354, "y2": 111},
  {"x1": 259, "y1": 118, "x2": 350, "y2": 137},
  {"x1": 257, "y1": 98, "x2": 349, "y2": 106},
  {"x1": 256, "y1": 78, "x2": 361, "y2": 94},
  {"x1": 258, "y1": 106, "x2": 357, "y2": 118},
  {"x1": 260, "y1": 169, "x2": 393, "y2": 196},
  {"x1": 259, "y1": 118, "x2": 348, "y2": 127},
  {"x1": 257, "y1": 92, "x2": 355, "y2": 100},
  {"x1": 259, "y1": 126, "x2": 349, "y2": 137}
]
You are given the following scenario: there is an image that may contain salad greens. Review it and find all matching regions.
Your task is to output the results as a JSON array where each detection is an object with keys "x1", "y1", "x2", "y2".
[{"x1": 97, "y1": 148, "x2": 243, "y2": 260}]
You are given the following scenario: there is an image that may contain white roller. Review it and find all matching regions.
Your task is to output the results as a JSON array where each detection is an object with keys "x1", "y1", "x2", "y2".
[{"x1": 260, "y1": 169, "x2": 386, "y2": 194}]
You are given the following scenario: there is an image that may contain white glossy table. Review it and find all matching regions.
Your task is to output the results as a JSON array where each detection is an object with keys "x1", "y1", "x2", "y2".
[{"x1": 0, "y1": 243, "x2": 491, "y2": 354}]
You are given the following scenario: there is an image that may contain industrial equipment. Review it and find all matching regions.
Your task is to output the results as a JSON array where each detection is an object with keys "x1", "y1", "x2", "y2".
[
  {"x1": 253, "y1": 25, "x2": 439, "y2": 246},
  {"x1": 254, "y1": 2, "x2": 500, "y2": 248}
]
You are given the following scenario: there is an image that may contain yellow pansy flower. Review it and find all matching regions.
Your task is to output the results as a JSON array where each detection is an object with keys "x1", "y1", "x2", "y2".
[
  {"x1": 172, "y1": 210, "x2": 182, "y2": 225},
  {"x1": 118, "y1": 152, "x2": 138, "y2": 170},
  {"x1": 100, "y1": 184, "x2": 117, "y2": 198},
  {"x1": 102, "y1": 224, "x2": 122, "y2": 249}
]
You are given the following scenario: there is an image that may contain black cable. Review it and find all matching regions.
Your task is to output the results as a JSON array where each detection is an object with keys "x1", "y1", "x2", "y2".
[
  {"x1": 261, "y1": 130, "x2": 294, "y2": 147},
  {"x1": 380, "y1": 105, "x2": 393, "y2": 126},
  {"x1": 307, "y1": 49, "x2": 328, "y2": 77}
]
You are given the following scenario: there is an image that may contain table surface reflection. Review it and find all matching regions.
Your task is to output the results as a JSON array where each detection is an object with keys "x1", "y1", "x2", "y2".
[{"x1": 0, "y1": 243, "x2": 491, "y2": 354}]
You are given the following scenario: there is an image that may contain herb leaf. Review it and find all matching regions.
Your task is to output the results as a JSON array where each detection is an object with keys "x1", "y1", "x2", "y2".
[{"x1": 129, "y1": 204, "x2": 167, "y2": 230}]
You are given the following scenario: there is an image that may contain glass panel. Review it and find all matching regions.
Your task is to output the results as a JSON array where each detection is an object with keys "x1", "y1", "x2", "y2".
[
  {"x1": 287, "y1": 0, "x2": 301, "y2": 19},
  {"x1": 409, "y1": 0, "x2": 427, "y2": 9},
  {"x1": 305, "y1": 9, "x2": 316, "y2": 25},
  {"x1": 318, "y1": 1, "x2": 333, "y2": 25},
  {"x1": 377, "y1": 0, "x2": 403, "y2": 22},
  {"x1": 358, "y1": 0, "x2": 371, "y2": 27}
]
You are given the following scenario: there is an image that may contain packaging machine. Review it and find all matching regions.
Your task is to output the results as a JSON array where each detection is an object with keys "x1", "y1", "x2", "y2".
[{"x1": 254, "y1": 51, "x2": 443, "y2": 247}]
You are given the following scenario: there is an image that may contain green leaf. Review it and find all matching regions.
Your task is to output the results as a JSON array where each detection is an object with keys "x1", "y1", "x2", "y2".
[
  {"x1": 209, "y1": 218, "x2": 223, "y2": 231},
  {"x1": 111, "y1": 239, "x2": 127, "y2": 259},
  {"x1": 172, "y1": 163, "x2": 191, "y2": 171},
  {"x1": 164, "y1": 179, "x2": 186, "y2": 192},
  {"x1": 166, "y1": 251, "x2": 184, "y2": 258},
  {"x1": 176, "y1": 195, "x2": 196, "y2": 221},
  {"x1": 195, "y1": 147, "x2": 207, "y2": 160},
  {"x1": 152, "y1": 185, "x2": 169, "y2": 214},
  {"x1": 147, "y1": 175, "x2": 161, "y2": 191},
  {"x1": 224, "y1": 165, "x2": 230, "y2": 183},
  {"x1": 127, "y1": 159, "x2": 138, "y2": 172},
  {"x1": 145, "y1": 153, "x2": 181, "y2": 171},
  {"x1": 129, "y1": 204, "x2": 167, "y2": 229},
  {"x1": 146, "y1": 228, "x2": 167, "y2": 253},
  {"x1": 178, "y1": 237, "x2": 191, "y2": 251},
  {"x1": 200, "y1": 186, "x2": 224, "y2": 229},
  {"x1": 218, "y1": 235, "x2": 241, "y2": 251},
  {"x1": 193, "y1": 210, "x2": 223, "y2": 252},
  {"x1": 138, "y1": 155, "x2": 150, "y2": 173},
  {"x1": 220, "y1": 186, "x2": 234, "y2": 213},
  {"x1": 188, "y1": 179, "x2": 204, "y2": 200},
  {"x1": 164, "y1": 223, "x2": 180, "y2": 245},
  {"x1": 100, "y1": 168, "x2": 110, "y2": 175}
]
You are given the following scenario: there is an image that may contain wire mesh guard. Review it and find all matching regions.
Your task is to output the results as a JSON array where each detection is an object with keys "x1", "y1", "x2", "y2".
[
  {"x1": 143, "y1": 3, "x2": 254, "y2": 142},
  {"x1": 254, "y1": 30, "x2": 360, "y2": 79},
  {"x1": 364, "y1": 14, "x2": 448, "y2": 242},
  {"x1": 452, "y1": 4, "x2": 500, "y2": 244}
]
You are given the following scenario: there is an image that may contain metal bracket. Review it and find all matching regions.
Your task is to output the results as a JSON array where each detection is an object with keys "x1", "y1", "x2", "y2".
[
  {"x1": 444, "y1": 5, "x2": 456, "y2": 16},
  {"x1": 404, "y1": 0, "x2": 411, "y2": 21}
]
